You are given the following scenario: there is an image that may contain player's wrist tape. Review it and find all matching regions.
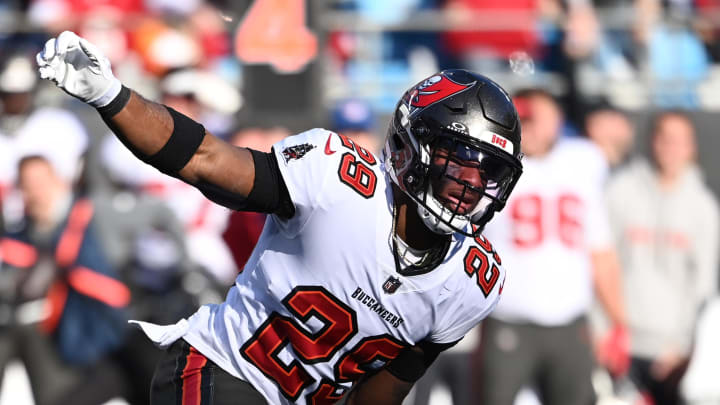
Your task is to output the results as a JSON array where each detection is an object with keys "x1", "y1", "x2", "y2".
[
  {"x1": 96, "y1": 85, "x2": 131, "y2": 119},
  {"x1": 145, "y1": 106, "x2": 206, "y2": 175}
]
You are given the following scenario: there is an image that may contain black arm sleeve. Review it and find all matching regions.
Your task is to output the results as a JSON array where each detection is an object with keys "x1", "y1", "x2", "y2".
[
  {"x1": 195, "y1": 149, "x2": 295, "y2": 219},
  {"x1": 384, "y1": 339, "x2": 460, "y2": 383},
  {"x1": 99, "y1": 93, "x2": 206, "y2": 177}
]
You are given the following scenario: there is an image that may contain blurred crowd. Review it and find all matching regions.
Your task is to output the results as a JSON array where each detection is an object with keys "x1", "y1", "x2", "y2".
[
  {"x1": 0, "y1": 0, "x2": 719, "y2": 404},
  {"x1": 326, "y1": 0, "x2": 720, "y2": 122}
]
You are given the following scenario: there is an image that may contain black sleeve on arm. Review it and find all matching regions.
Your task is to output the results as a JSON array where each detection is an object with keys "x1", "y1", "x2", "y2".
[
  {"x1": 195, "y1": 149, "x2": 295, "y2": 219},
  {"x1": 384, "y1": 339, "x2": 460, "y2": 383},
  {"x1": 98, "y1": 90, "x2": 205, "y2": 177},
  {"x1": 145, "y1": 107, "x2": 205, "y2": 175}
]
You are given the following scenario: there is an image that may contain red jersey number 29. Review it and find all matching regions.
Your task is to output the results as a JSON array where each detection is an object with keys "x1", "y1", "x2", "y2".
[
  {"x1": 336, "y1": 134, "x2": 377, "y2": 199},
  {"x1": 240, "y1": 286, "x2": 405, "y2": 403}
]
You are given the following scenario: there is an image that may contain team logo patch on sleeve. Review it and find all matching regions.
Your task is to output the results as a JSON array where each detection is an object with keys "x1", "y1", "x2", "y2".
[{"x1": 282, "y1": 143, "x2": 316, "y2": 162}]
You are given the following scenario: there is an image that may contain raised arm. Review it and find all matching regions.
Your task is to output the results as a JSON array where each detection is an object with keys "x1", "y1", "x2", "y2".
[
  {"x1": 37, "y1": 31, "x2": 292, "y2": 216},
  {"x1": 107, "y1": 90, "x2": 254, "y2": 195}
]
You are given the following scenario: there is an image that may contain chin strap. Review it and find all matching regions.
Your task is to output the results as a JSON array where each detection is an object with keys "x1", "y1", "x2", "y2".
[{"x1": 390, "y1": 203, "x2": 450, "y2": 277}]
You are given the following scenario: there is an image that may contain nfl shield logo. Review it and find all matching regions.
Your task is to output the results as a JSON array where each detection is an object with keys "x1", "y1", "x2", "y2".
[{"x1": 383, "y1": 276, "x2": 402, "y2": 294}]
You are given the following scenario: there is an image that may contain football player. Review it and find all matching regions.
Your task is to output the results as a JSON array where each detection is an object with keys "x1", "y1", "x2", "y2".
[
  {"x1": 476, "y1": 88, "x2": 628, "y2": 404},
  {"x1": 37, "y1": 31, "x2": 523, "y2": 405}
]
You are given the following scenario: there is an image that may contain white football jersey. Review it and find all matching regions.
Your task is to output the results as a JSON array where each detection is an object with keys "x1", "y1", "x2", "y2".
[
  {"x1": 483, "y1": 136, "x2": 611, "y2": 326},
  {"x1": 178, "y1": 129, "x2": 506, "y2": 404}
]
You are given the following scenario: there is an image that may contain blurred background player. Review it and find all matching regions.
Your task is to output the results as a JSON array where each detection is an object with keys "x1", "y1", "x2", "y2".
[
  {"x1": 583, "y1": 105, "x2": 635, "y2": 171},
  {"x1": 97, "y1": 70, "x2": 243, "y2": 288},
  {"x1": 475, "y1": 88, "x2": 627, "y2": 405},
  {"x1": 0, "y1": 52, "x2": 41, "y2": 136},
  {"x1": 96, "y1": 134, "x2": 205, "y2": 405},
  {"x1": 330, "y1": 98, "x2": 381, "y2": 154},
  {"x1": 0, "y1": 125, "x2": 131, "y2": 405},
  {"x1": 0, "y1": 51, "x2": 89, "y2": 235},
  {"x1": 606, "y1": 111, "x2": 719, "y2": 405}
]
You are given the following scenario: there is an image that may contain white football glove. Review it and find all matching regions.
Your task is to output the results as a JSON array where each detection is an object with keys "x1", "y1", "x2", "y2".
[{"x1": 36, "y1": 31, "x2": 122, "y2": 108}]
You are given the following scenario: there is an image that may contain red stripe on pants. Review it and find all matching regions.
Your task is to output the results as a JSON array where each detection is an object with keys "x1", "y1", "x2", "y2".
[{"x1": 181, "y1": 347, "x2": 208, "y2": 405}]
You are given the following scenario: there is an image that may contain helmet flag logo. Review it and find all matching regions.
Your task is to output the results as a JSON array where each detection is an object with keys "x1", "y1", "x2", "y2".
[{"x1": 407, "y1": 75, "x2": 473, "y2": 109}]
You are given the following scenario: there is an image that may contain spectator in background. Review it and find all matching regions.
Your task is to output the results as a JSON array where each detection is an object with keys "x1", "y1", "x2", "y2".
[
  {"x1": 647, "y1": 24, "x2": 709, "y2": 109},
  {"x1": 27, "y1": 0, "x2": 144, "y2": 33},
  {"x1": 475, "y1": 88, "x2": 628, "y2": 405},
  {"x1": 99, "y1": 127, "x2": 236, "y2": 284},
  {"x1": 0, "y1": 52, "x2": 90, "y2": 230},
  {"x1": 96, "y1": 134, "x2": 204, "y2": 405},
  {"x1": 584, "y1": 105, "x2": 635, "y2": 169},
  {"x1": 632, "y1": 0, "x2": 710, "y2": 108},
  {"x1": 106, "y1": 69, "x2": 245, "y2": 286},
  {"x1": 442, "y1": 0, "x2": 541, "y2": 73},
  {"x1": 96, "y1": 135, "x2": 195, "y2": 285},
  {"x1": 0, "y1": 127, "x2": 131, "y2": 405},
  {"x1": 606, "y1": 111, "x2": 719, "y2": 405},
  {"x1": 331, "y1": 98, "x2": 380, "y2": 153},
  {"x1": 26, "y1": 0, "x2": 233, "y2": 93},
  {"x1": 0, "y1": 53, "x2": 39, "y2": 135},
  {"x1": 160, "y1": 68, "x2": 242, "y2": 140},
  {"x1": 0, "y1": 53, "x2": 27, "y2": 230},
  {"x1": 695, "y1": 0, "x2": 720, "y2": 64},
  {"x1": 589, "y1": 0, "x2": 643, "y2": 69}
]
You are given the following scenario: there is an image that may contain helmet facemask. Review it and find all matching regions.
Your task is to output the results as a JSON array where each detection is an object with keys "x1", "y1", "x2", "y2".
[{"x1": 407, "y1": 132, "x2": 521, "y2": 237}]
